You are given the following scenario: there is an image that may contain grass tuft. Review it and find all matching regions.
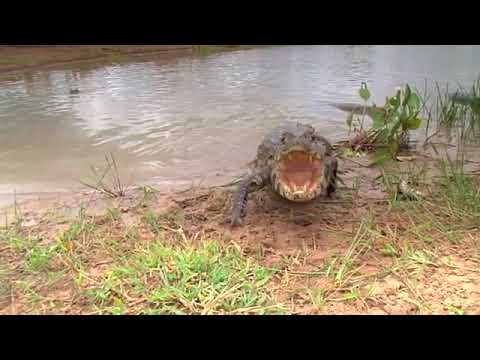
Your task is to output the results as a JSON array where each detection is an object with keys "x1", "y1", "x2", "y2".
[{"x1": 85, "y1": 239, "x2": 280, "y2": 314}]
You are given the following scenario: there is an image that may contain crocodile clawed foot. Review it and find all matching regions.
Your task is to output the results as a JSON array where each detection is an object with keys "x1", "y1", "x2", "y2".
[
  {"x1": 326, "y1": 185, "x2": 336, "y2": 198},
  {"x1": 230, "y1": 214, "x2": 244, "y2": 227}
]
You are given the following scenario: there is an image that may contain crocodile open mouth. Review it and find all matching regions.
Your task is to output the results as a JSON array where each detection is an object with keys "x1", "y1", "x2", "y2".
[{"x1": 276, "y1": 150, "x2": 323, "y2": 199}]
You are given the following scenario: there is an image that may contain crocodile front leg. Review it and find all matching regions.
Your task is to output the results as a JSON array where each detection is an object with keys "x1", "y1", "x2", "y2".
[
  {"x1": 326, "y1": 157, "x2": 338, "y2": 197},
  {"x1": 230, "y1": 168, "x2": 270, "y2": 226}
]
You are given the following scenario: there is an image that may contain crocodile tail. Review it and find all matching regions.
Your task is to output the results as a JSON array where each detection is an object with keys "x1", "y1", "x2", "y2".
[
  {"x1": 330, "y1": 102, "x2": 370, "y2": 114},
  {"x1": 331, "y1": 103, "x2": 388, "y2": 119},
  {"x1": 449, "y1": 93, "x2": 478, "y2": 106}
]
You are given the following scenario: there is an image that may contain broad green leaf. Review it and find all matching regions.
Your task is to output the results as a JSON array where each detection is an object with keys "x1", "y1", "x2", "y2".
[
  {"x1": 390, "y1": 117, "x2": 403, "y2": 138},
  {"x1": 388, "y1": 140, "x2": 399, "y2": 156},
  {"x1": 370, "y1": 106, "x2": 385, "y2": 117},
  {"x1": 407, "y1": 92, "x2": 421, "y2": 109},
  {"x1": 399, "y1": 109, "x2": 409, "y2": 130},
  {"x1": 389, "y1": 94, "x2": 400, "y2": 108},
  {"x1": 374, "y1": 128, "x2": 390, "y2": 144},
  {"x1": 371, "y1": 110, "x2": 385, "y2": 129},
  {"x1": 359, "y1": 83, "x2": 371, "y2": 102},
  {"x1": 406, "y1": 116, "x2": 422, "y2": 129},
  {"x1": 384, "y1": 96, "x2": 390, "y2": 108},
  {"x1": 388, "y1": 89, "x2": 399, "y2": 106}
]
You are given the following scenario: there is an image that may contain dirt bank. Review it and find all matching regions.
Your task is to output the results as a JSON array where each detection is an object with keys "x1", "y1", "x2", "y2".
[
  {"x1": 0, "y1": 45, "x2": 253, "y2": 74},
  {"x1": 2, "y1": 148, "x2": 479, "y2": 315}
]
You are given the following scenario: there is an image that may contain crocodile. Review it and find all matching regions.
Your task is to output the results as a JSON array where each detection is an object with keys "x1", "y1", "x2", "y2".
[
  {"x1": 230, "y1": 122, "x2": 338, "y2": 226},
  {"x1": 330, "y1": 102, "x2": 387, "y2": 118}
]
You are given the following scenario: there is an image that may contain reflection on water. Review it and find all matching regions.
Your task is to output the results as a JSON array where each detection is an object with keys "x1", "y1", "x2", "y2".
[{"x1": 1, "y1": 45, "x2": 479, "y2": 199}]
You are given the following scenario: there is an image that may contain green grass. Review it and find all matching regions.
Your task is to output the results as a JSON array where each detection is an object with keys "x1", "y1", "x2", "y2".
[
  {"x1": 437, "y1": 78, "x2": 480, "y2": 131},
  {"x1": 3, "y1": 230, "x2": 33, "y2": 251},
  {"x1": 342, "y1": 288, "x2": 361, "y2": 302},
  {"x1": 59, "y1": 222, "x2": 86, "y2": 245},
  {"x1": 441, "y1": 174, "x2": 480, "y2": 215},
  {"x1": 125, "y1": 225, "x2": 139, "y2": 242},
  {"x1": 58, "y1": 215, "x2": 98, "y2": 242},
  {"x1": 2, "y1": 108, "x2": 480, "y2": 315},
  {"x1": 381, "y1": 243, "x2": 400, "y2": 257},
  {"x1": 333, "y1": 218, "x2": 375, "y2": 282},
  {"x1": 308, "y1": 288, "x2": 326, "y2": 309},
  {"x1": 2, "y1": 182, "x2": 478, "y2": 314},
  {"x1": 142, "y1": 208, "x2": 185, "y2": 238},
  {"x1": 446, "y1": 304, "x2": 465, "y2": 315},
  {"x1": 0, "y1": 226, "x2": 59, "y2": 272},
  {"x1": 137, "y1": 185, "x2": 159, "y2": 207},
  {"x1": 24, "y1": 244, "x2": 59, "y2": 272},
  {"x1": 106, "y1": 208, "x2": 121, "y2": 222},
  {"x1": 85, "y1": 239, "x2": 281, "y2": 315}
]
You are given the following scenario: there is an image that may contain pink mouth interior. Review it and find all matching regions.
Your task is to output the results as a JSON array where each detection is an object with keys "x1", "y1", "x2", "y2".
[{"x1": 278, "y1": 151, "x2": 322, "y2": 192}]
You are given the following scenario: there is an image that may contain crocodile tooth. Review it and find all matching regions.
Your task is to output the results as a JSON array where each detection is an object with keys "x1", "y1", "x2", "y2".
[{"x1": 292, "y1": 185, "x2": 306, "y2": 196}]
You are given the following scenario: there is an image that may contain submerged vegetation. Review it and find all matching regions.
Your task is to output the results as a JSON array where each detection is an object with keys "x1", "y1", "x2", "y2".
[{"x1": 2, "y1": 77, "x2": 480, "y2": 315}]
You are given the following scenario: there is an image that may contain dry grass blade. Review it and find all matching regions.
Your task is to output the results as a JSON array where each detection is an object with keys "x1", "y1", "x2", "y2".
[
  {"x1": 201, "y1": 283, "x2": 244, "y2": 315},
  {"x1": 228, "y1": 304, "x2": 285, "y2": 314},
  {"x1": 107, "y1": 153, "x2": 125, "y2": 196},
  {"x1": 79, "y1": 153, "x2": 126, "y2": 198}
]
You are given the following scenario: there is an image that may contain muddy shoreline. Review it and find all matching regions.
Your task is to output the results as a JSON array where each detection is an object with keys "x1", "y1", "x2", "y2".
[
  {"x1": 0, "y1": 45, "x2": 256, "y2": 75},
  {"x1": 2, "y1": 146, "x2": 479, "y2": 314}
]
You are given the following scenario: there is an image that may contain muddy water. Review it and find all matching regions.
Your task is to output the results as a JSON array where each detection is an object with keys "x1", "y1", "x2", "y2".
[{"x1": 1, "y1": 45, "x2": 480, "y2": 207}]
